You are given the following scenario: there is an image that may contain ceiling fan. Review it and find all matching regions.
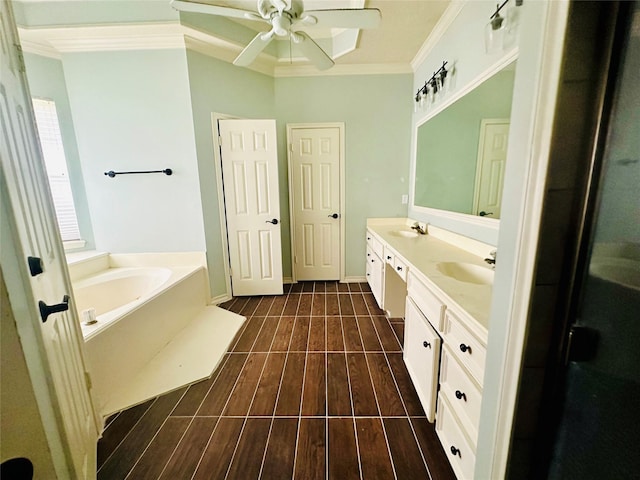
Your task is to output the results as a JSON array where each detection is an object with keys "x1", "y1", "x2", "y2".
[{"x1": 170, "y1": 0, "x2": 381, "y2": 70}]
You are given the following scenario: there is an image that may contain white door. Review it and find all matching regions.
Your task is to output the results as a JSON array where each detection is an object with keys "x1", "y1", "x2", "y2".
[
  {"x1": 219, "y1": 119, "x2": 283, "y2": 296},
  {"x1": 0, "y1": 2, "x2": 100, "y2": 478},
  {"x1": 473, "y1": 119, "x2": 510, "y2": 218},
  {"x1": 288, "y1": 125, "x2": 342, "y2": 281}
]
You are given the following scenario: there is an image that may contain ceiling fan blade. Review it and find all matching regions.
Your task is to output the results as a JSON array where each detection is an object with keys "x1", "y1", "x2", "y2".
[
  {"x1": 233, "y1": 31, "x2": 274, "y2": 66},
  {"x1": 293, "y1": 31, "x2": 334, "y2": 71},
  {"x1": 170, "y1": 0, "x2": 263, "y2": 21},
  {"x1": 301, "y1": 8, "x2": 381, "y2": 29}
]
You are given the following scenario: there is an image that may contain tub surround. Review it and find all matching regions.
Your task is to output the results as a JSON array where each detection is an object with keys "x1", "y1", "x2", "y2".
[{"x1": 68, "y1": 252, "x2": 244, "y2": 417}]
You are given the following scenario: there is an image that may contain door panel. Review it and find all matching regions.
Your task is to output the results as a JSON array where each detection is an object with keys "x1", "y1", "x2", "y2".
[
  {"x1": 290, "y1": 126, "x2": 342, "y2": 281},
  {"x1": 219, "y1": 119, "x2": 283, "y2": 296},
  {"x1": 474, "y1": 119, "x2": 509, "y2": 218},
  {"x1": 1, "y1": 2, "x2": 99, "y2": 477}
]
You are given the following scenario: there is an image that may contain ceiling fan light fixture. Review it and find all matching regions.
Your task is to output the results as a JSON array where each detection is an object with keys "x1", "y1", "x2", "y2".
[{"x1": 271, "y1": 13, "x2": 292, "y2": 36}]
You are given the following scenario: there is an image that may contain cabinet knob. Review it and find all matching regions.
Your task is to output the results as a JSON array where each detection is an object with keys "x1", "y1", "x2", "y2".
[
  {"x1": 367, "y1": 253, "x2": 371, "y2": 257},
  {"x1": 455, "y1": 390, "x2": 467, "y2": 401},
  {"x1": 397, "y1": 266, "x2": 402, "y2": 271},
  {"x1": 367, "y1": 237, "x2": 371, "y2": 240},
  {"x1": 387, "y1": 255, "x2": 392, "y2": 260},
  {"x1": 366, "y1": 273, "x2": 370, "y2": 277},
  {"x1": 459, "y1": 343, "x2": 472, "y2": 354},
  {"x1": 450, "y1": 446, "x2": 461, "y2": 457},
  {"x1": 371, "y1": 259, "x2": 375, "y2": 263},
  {"x1": 423, "y1": 340, "x2": 431, "y2": 348}
]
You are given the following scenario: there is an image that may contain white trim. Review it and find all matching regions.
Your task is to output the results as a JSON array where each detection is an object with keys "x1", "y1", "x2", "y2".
[
  {"x1": 210, "y1": 293, "x2": 231, "y2": 305},
  {"x1": 343, "y1": 276, "x2": 367, "y2": 283},
  {"x1": 211, "y1": 112, "x2": 240, "y2": 302},
  {"x1": 62, "y1": 239, "x2": 86, "y2": 251},
  {"x1": 274, "y1": 63, "x2": 412, "y2": 78},
  {"x1": 410, "y1": 0, "x2": 466, "y2": 72},
  {"x1": 286, "y1": 123, "x2": 346, "y2": 283}
]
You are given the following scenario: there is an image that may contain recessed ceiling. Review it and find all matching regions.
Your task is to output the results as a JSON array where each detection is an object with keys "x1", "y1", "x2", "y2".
[{"x1": 14, "y1": 0, "x2": 451, "y2": 75}]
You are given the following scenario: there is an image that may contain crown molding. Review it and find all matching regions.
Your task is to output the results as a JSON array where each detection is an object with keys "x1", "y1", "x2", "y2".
[
  {"x1": 410, "y1": 0, "x2": 465, "y2": 72},
  {"x1": 274, "y1": 62, "x2": 412, "y2": 78}
]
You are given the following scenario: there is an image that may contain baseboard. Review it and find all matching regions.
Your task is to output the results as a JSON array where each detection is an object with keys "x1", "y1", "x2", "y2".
[
  {"x1": 210, "y1": 293, "x2": 231, "y2": 305},
  {"x1": 343, "y1": 276, "x2": 367, "y2": 283},
  {"x1": 283, "y1": 277, "x2": 294, "y2": 284}
]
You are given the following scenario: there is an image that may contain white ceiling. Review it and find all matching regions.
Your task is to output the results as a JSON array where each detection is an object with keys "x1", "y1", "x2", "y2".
[{"x1": 14, "y1": 0, "x2": 451, "y2": 75}]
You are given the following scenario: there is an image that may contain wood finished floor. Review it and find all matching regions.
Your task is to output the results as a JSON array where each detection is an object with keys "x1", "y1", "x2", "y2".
[{"x1": 97, "y1": 282, "x2": 456, "y2": 480}]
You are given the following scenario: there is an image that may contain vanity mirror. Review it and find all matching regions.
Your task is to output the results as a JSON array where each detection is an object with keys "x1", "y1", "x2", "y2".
[{"x1": 413, "y1": 62, "x2": 516, "y2": 220}]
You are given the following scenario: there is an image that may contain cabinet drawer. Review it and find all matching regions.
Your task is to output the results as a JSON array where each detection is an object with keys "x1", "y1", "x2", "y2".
[
  {"x1": 436, "y1": 396, "x2": 476, "y2": 480},
  {"x1": 439, "y1": 345, "x2": 482, "y2": 446},
  {"x1": 407, "y1": 272, "x2": 445, "y2": 331},
  {"x1": 384, "y1": 248, "x2": 408, "y2": 282},
  {"x1": 366, "y1": 231, "x2": 384, "y2": 259},
  {"x1": 403, "y1": 297, "x2": 441, "y2": 422},
  {"x1": 443, "y1": 310, "x2": 487, "y2": 386}
]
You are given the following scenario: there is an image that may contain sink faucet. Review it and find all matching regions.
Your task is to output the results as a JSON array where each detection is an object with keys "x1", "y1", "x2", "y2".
[
  {"x1": 411, "y1": 222, "x2": 427, "y2": 235},
  {"x1": 484, "y1": 250, "x2": 497, "y2": 268}
]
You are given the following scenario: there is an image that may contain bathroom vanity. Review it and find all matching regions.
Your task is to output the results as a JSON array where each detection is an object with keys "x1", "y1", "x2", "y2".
[{"x1": 366, "y1": 218, "x2": 494, "y2": 479}]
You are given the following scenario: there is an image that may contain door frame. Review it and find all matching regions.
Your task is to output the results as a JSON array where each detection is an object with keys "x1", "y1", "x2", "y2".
[
  {"x1": 286, "y1": 122, "x2": 346, "y2": 283},
  {"x1": 472, "y1": 118, "x2": 509, "y2": 216}
]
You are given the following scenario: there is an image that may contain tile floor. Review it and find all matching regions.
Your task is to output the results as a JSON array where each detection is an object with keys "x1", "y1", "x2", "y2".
[{"x1": 96, "y1": 282, "x2": 456, "y2": 480}]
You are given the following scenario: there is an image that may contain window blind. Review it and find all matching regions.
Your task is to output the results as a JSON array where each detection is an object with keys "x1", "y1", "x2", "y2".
[{"x1": 32, "y1": 98, "x2": 81, "y2": 242}]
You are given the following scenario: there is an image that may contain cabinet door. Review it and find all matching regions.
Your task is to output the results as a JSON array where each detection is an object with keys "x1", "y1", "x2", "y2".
[
  {"x1": 366, "y1": 247, "x2": 383, "y2": 307},
  {"x1": 403, "y1": 296, "x2": 441, "y2": 422}
]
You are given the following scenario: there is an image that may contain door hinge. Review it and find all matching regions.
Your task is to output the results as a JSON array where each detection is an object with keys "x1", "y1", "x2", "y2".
[
  {"x1": 84, "y1": 371, "x2": 93, "y2": 390},
  {"x1": 14, "y1": 44, "x2": 26, "y2": 73},
  {"x1": 565, "y1": 324, "x2": 599, "y2": 363}
]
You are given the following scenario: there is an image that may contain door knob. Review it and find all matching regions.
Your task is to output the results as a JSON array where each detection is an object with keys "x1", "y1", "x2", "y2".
[
  {"x1": 265, "y1": 218, "x2": 279, "y2": 225},
  {"x1": 479, "y1": 211, "x2": 494, "y2": 217},
  {"x1": 328, "y1": 213, "x2": 339, "y2": 219},
  {"x1": 39, "y1": 295, "x2": 70, "y2": 323}
]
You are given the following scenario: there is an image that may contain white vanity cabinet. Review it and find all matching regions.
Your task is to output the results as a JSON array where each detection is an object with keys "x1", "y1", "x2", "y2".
[{"x1": 365, "y1": 231, "x2": 384, "y2": 306}]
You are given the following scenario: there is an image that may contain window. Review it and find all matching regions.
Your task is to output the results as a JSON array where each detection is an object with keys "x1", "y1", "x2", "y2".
[{"x1": 32, "y1": 98, "x2": 82, "y2": 243}]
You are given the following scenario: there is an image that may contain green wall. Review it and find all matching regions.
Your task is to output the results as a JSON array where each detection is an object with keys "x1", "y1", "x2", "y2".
[
  {"x1": 23, "y1": 53, "x2": 95, "y2": 251},
  {"x1": 275, "y1": 74, "x2": 413, "y2": 278}
]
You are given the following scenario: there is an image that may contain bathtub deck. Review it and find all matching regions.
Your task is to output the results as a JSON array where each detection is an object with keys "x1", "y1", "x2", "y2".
[{"x1": 102, "y1": 306, "x2": 245, "y2": 415}]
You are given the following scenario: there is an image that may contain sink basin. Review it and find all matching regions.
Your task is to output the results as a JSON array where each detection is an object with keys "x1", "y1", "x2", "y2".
[
  {"x1": 590, "y1": 257, "x2": 640, "y2": 291},
  {"x1": 436, "y1": 262, "x2": 494, "y2": 285},
  {"x1": 390, "y1": 230, "x2": 419, "y2": 238}
]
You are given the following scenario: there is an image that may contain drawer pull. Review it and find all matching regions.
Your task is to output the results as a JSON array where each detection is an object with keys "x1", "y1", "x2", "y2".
[
  {"x1": 367, "y1": 237, "x2": 371, "y2": 240},
  {"x1": 450, "y1": 446, "x2": 461, "y2": 457},
  {"x1": 397, "y1": 266, "x2": 403, "y2": 271},
  {"x1": 455, "y1": 390, "x2": 467, "y2": 401},
  {"x1": 423, "y1": 340, "x2": 431, "y2": 349},
  {"x1": 366, "y1": 273, "x2": 370, "y2": 277},
  {"x1": 387, "y1": 255, "x2": 392, "y2": 260},
  {"x1": 459, "y1": 343, "x2": 472, "y2": 354},
  {"x1": 367, "y1": 253, "x2": 371, "y2": 257}
]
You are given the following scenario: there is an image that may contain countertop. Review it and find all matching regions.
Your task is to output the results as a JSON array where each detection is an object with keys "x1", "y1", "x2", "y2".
[{"x1": 367, "y1": 221, "x2": 493, "y2": 333}]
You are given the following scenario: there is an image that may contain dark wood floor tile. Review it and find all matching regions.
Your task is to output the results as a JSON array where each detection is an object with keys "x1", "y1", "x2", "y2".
[
  {"x1": 226, "y1": 418, "x2": 272, "y2": 479},
  {"x1": 351, "y1": 292, "x2": 370, "y2": 315},
  {"x1": 347, "y1": 282, "x2": 361, "y2": 293},
  {"x1": 159, "y1": 417, "x2": 218, "y2": 479},
  {"x1": 341, "y1": 316, "x2": 363, "y2": 352},
  {"x1": 356, "y1": 417, "x2": 395, "y2": 480},
  {"x1": 223, "y1": 352, "x2": 268, "y2": 416},
  {"x1": 261, "y1": 418, "x2": 298, "y2": 479},
  {"x1": 267, "y1": 295, "x2": 287, "y2": 316},
  {"x1": 411, "y1": 417, "x2": 457, "y2": 480},
  {"x1": 294, "y1": 418, "x2": 326, "y2": 480},
  {"x1": 192, "y1": 417, "x2": 244, "y2": 480},
  {"x1": 326, "y1": 317, "x2": 344, "y2": 351},
  {"x1": 338, "y1": 283, "x2": 350, "y2": 292},
  {"x1": 290, "y1": 282, "x2": 304, "y2": 293},
  {"x1": 325, "y1": 293, "x2": 340, "y2": 316},
  {"x1": 275, "y1": 352, "x2": 306, "y2": 415},
  {"x1": 308, "y1": 317, "x2": 326, "y2": 351},
  {"x1": 339, "y1": 293, "x2": 355, "y2": 315},
  {"x1": 172, "y1": 367, "x2": 221, "y2": 417},
  {"x1": 357, "y1": 316, "x2": 383, "y2": 351},
  {"x1": 384, "y1": 418, "x2": 430, "y2": 479},
  {"x1": 252, "y1": 318, "x2": 278, "y2": 352},
  {"x1": 327, "y1": 353, "x2": 352, "y2": 416},
  {"x1": 367, "y1": 354, "x2": 406, "y2": 416},
  {"x1": 372, "y1": 316, "x2": 402, "y2": 352},
  {"x1": 364, "y1": 292, "x2": 385, "y2": 315},
  {"x1": 283, "y1": 283, "x2": 293, "y2": 294},
  {"x1": 314, "y1": 281, "x2": 326, "y2": 293},
  {"x1": 197, "y1": 354, "x2": 247, "y2": 416},
  {"x1": 325, "y1": 281, "x2": 338, "y2": 292},
  {"x1": 97, "y1": 398, "x2": 154, "y2": 468},
  {"x1": 271, "y1": 316, "x2": 295, "y2": 351},
  {"x1": 227, "y1": 297, "x2": 249, "y2": 314},
  {"x1": 359, "y1": 282, "x2": 371, "y2": 293},
  {"x1": 289, "y1": 316, "x2": 310, "y2": 351},
  {"x1": 253, "y1": 296, "x2": 275, "y2": 316},
  {"x1": 97, "y1": 388, "x2": 186, "y2": 479},
  {"x1": 239, "y1": 296, "x2": 263, "y2": 316},
  {"x1": 346, "y1": 353, "x2": 379, "y2": 416},
  {"x1": 219, "y1": 298, "x2": 236, "y2": 310},
  {"x1": 387, "y1": 353, "x2": 425, "y2": 416},
  {"x1": 297, "y1": 293, "x2": 312, "y2": 315},
  {"x1": 311, "y1": 293, "x2": 326, "y2": 315},
  {"x1": 284, "y1": 293, "x2": 301, "y2": 315},
  {"x1": 232, "y1": 317, "x2": 266, "y2": 352},
  {"x1": 391, "y1": 323, "x2": 404, "y2": 346},
  {"x1": 328, "y1": 418, "x2": 360, "y2": 480},
  {"x1": 126, "y1": 417, "x2": 191, "y2": 479},
  {"x1": 250, "y1": 353, "x2": 287, "y2": 416},
  {"x1": 301, "y1": 353, "x2": 326, "y2": 416},
  {"x1": 302, "y1": 281, "x2": 315, "y2": 293}
]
